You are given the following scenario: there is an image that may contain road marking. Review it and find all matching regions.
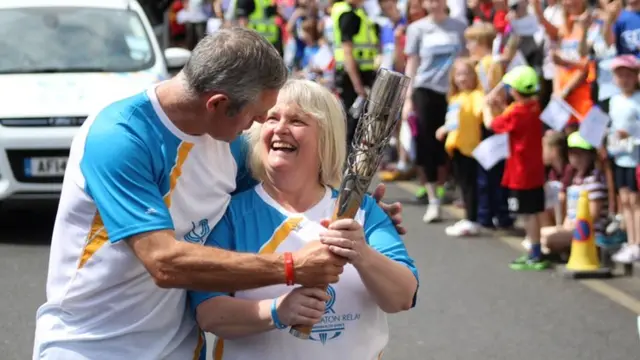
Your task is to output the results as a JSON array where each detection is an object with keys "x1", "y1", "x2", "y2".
[{"x1": 392, "y1": 180, "x2": 640, "y2": 315}]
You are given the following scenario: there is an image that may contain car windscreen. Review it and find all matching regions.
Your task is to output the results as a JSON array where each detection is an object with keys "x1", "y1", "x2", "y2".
[{"x1": 0, "y1": 7, "x2": 156, "y2": 74}]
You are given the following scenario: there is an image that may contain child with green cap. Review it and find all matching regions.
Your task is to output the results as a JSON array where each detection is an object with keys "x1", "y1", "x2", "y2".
[
  {"x1": 484, "y1": 65, "x2": 549, "y2": 270},
  {"x1": 541, "y1": 132, "x2": 609, "y2": 254}
]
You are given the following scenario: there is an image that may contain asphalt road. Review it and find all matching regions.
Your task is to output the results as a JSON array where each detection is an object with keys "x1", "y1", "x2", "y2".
[{"x1": 2, "y1": 183, "x2": 640, "y2": 360}]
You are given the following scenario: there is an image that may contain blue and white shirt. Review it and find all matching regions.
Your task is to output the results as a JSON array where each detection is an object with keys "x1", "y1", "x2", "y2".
[
  {"x1": 189, "y1": 184, "x2": 419, "y2": 360},
  {"x1": 33, "y1": 85, "x2": 256, "y2": 360}
]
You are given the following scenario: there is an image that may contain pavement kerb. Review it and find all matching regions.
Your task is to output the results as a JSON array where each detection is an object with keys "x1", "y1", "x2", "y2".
[{"x1": 392, "y1": 180, "x2": 640, "y2": 315}]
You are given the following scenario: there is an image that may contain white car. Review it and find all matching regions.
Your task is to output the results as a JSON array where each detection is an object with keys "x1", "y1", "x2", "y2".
[{"x1": 0, "y1": 0, "x2": 191, "y2": 204}]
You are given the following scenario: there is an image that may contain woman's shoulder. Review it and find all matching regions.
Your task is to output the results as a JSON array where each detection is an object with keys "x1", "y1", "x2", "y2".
[
  {"x1": 226, "y1": 185, "x2": 265, "y2": 215},
  {"x1": 407, "y1": 17, "x2": 431, "y2": 31}
]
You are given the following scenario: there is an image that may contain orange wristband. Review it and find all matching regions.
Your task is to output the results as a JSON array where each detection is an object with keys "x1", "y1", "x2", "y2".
[{"x1": 284, "y1": 252, "x2": 295, "y2": 286}]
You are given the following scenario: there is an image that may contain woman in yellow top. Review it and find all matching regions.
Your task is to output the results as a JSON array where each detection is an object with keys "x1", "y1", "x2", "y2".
[{"x1": 436, "y1": 57, "x2": 485, "y2": 236}]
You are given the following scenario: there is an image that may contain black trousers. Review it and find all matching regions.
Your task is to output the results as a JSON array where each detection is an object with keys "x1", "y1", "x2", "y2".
[
  {"x1": 452, "y1": 151, "x2": 478, "y2": 222},
  {"x1": 335, "y1": 69, "x2": 376, "y2": 149},
  {"x1": 412, "y1": 87, "x2": 448, "y2": 183}
]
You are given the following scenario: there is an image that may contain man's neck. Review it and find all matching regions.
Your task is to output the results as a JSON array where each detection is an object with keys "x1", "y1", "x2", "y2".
[
  {"x1": 155, "y1": 78, "x2": 206, "y2": 137},
  {"x1": 389, "y1": 13, "x2": 402, "y2": 24},
  {"x1": 429, "y1": 12, "x2": 447, "y2": 23}
]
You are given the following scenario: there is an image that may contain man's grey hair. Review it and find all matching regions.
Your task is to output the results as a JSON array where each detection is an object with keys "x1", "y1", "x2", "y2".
[{"x1": 182, "y1": 27, "x2": 288, "y2": 114}]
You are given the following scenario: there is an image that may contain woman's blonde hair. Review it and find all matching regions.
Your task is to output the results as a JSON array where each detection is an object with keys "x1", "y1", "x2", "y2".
[
  {"x1": 448, "y1": 57, "x2": 480, "y2": 99},
  {"x1": 247, "y1": 79, "x2": 347, "y2": 188}
]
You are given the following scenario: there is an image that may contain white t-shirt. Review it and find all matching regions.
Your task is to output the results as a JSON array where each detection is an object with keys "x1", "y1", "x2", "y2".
[
  {"x1": 33, "y1": 86, "x2": 255, "y2": 360},
  {"x1": 189, "y1": 185, "x2": 419, "y2": 360}
]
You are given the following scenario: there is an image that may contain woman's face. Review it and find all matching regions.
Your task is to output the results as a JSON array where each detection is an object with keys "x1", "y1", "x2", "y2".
[
  {"x1": 422, "y1": 0, "x2": 445, "y2": 15},
  {"x1": 408, "y1": 0, "x2": 427, "y2": 21},
  {"x1": 613, "y1": 67, "x2": 639, "y2": 93},
  {"x1": 260, "y1": 97, "x2": 321, "y2": 180},
  {"x1": 568, "y1": 148, "x2": 591, "y2": 171},
  {"x1": 561, "y1": 0, "x2": 586, "y2": 15},
  {"x1": 453, "y1": 62, "x2": 475, "y2": 91}
]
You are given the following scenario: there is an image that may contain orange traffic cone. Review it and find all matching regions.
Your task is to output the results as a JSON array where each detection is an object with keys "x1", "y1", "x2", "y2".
[{"x1": 562, "y1": 190, "x2": 612, "y2": 279}]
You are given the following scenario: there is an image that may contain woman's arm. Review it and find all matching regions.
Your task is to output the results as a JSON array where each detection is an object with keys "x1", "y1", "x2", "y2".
[
  {"x1": 532, "y1": 0, "x2": 560, "y2": 41},
  {"x1": 192, "y1": 287, "x2": 328, "y2": 339},
  {"x1": 402, "y1": 23, "x2": 421, "y2": 119},
  {"x1": 320, "y1": 198, "x2": 419, "y2": 314},
  {"x1": 355, "y1": 246, "x2": 418, "y2": 313},
  {"x1": 602, "y1": 0, "x2": 622, "y2": 47},
  {"x1": 557, "y1": 61, "x2": 590, "y2": 98},
  {"x1": 196, "y1": 296, "x2": 275, "y2": 339}
]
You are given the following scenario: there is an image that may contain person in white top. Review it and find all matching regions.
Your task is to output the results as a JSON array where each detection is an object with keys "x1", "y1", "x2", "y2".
[
  {"x1": 190, "y1": 79, "x2": 419, "y2": 360},
  {"x1": 32, "y1": 28, "x2": 405, "y2": 360}
]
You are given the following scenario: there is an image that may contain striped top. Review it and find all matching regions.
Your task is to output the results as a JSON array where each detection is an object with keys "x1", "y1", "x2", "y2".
[{"x1": 566, "y1": 168, "x2": 609, "y2": 234}]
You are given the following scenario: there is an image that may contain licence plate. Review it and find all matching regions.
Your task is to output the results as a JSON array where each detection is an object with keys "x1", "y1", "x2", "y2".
[{"x1": 24, "y1": 157, "x2": 68, "y2": 177}]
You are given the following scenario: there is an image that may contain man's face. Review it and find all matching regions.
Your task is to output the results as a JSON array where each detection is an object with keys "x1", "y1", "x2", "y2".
[
  {"x1": 379, "y1": 0, "x2": 399, "y2": 18},
  {"x1": 204, "y1": 89, "x2": 279, "y2": 142}
]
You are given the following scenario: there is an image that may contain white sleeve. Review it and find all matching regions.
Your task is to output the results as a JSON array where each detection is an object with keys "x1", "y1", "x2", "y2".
[{"x1": 447, "y1": 0, "x2": 468, "y2": 25}]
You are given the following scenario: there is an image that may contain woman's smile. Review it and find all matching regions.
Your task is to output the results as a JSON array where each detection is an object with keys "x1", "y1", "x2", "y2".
[{"x1": 270, "y1": 140, "x2": 298, "y2": 153}]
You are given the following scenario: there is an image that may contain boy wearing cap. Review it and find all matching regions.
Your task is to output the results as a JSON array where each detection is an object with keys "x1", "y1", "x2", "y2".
[
  {"x1": 484, "y1": 65, "x2": 549, "y2": 270},
  {"x1": 466, "y1": 22, "x2": 515, "y2": 230}
]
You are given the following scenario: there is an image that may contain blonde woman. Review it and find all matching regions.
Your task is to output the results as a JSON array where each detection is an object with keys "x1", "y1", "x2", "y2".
[{"x1": 189, "y1": 79, "x2": 419, "y2": 360}]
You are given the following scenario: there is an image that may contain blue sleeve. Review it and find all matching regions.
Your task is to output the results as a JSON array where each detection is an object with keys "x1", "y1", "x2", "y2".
[
  {"x1": 230, "y1": 135, "x2": 258, "y2": 195},
  {"x1": 188, "y1": 210, "x2": 237, "y2": 312},
  {"x1": 81, "y1": 123, "x2": 173, "y2": 243},
  {"x1": 362, "y1": 196, "x2": 419, "y2": 308}
]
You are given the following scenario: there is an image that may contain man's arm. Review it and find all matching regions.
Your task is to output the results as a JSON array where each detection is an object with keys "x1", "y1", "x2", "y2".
[
  {"x1": 339, "y1": 11, "x2": 366, "y2": 97},
  {"x1": 81, "y1": 120, "x2": 344, "y2": 292},
  {"x1": 128, "y1": 230, "x2": 285, "y2": 291}
]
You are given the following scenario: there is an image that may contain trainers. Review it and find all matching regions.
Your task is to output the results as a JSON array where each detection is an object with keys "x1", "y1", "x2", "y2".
[
  {"x1": 612, "y1": 243, "x2": 640, "y2": 263},
  {"x1": 509, "y1": 255, "x2": 551, "y2": 271},
  {"x1": 415, "y1": 187, "x2": 427, "y2": 202},
  {"x1": 445, "y1": 219, "x2": 480, "y2": 237},
  {"x1": 606, "y1": 214, "x2": 623, "y2": 236},
  {"x1": 423, "y1": 204, "x2": 441, "y2": 223}
]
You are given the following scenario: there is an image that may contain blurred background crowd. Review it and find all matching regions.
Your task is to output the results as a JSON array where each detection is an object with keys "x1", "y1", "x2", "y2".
[{"x1": 156, "y1": 0, "x2": 640, "y2": 271}]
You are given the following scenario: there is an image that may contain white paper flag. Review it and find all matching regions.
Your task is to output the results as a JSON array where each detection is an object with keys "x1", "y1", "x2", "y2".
[
  {"x1": 541, "y1": 97, "x2": 576, "y2": 131},
  {"x1": 445, "y1": 103, "x2": 461, "y2": 131},
  {"x1": 472, "y1": 134, "x2": 510, "y2": 170},
  {"x1": 544, "y1": 180, "x2": 563, "y2": 210},
  {"x1": 579, "y1": 106, "x2": 610, "y2": 148},
  {"x1": 311, "y1": 45, "x2": 334, "y2": 70},
  {"x1": 510, "y1": 15, "x2": 540, "y2": 36}
]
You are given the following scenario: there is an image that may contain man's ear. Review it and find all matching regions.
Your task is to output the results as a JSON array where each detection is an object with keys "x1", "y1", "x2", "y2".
[{"x1": 205, "y1": 94, "x2": 229, "y2": 113}]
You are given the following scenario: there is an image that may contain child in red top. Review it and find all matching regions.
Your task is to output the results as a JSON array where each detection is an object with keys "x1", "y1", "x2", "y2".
[{"x1": 484, "y1": 65, "x2": 549, "y2": 271}]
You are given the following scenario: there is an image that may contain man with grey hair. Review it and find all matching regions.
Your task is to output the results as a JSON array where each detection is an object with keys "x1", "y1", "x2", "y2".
[{"x1": 32, "y1": 28, "x2": 358, "y2": 360}]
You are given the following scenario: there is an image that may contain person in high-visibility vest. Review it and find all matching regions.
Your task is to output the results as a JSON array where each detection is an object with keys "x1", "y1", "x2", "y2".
[
  {"x1": 332, "y1": 0, "x2": 381, "y2": 148},
  {"x1": 236, "y1": 0, "x2": 284, "y2": 55}
]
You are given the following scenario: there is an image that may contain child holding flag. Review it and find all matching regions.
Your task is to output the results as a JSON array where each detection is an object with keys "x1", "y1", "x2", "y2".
[
  {"x1": 435, "y1": 58, "x2": 485, "y2": 236},
  {"x1": 466, "y1": 22, "x2": 514, "y2": 230},
  {"x1": 484, "y1": 66, "x2": 549, "y2": 270}
]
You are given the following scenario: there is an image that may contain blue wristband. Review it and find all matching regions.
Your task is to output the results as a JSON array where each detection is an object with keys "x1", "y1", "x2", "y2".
[{"x1": 271, "y1": 298, "x2": 287, "y2": 329}]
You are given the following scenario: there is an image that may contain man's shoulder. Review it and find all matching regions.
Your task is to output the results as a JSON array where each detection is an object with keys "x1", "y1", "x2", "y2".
[
  {"x1": 619, "y1": 10, "x2": 640, "y2": 24},
  {"x1": 86, "y1": 91, "x2": 158, "y2": 141}
]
